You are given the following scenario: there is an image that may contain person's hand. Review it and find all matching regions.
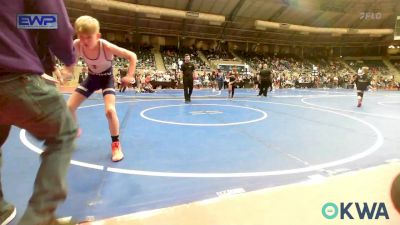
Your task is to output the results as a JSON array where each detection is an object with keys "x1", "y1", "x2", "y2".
[
  {"x1": 61, "y1": 65, "x2": 74, "y2": 81},
  {"x1": 58, "y1": 77, "x2": 65, "y2": 85},
  {"x1": 122, "y1": 76, "x2": 135, "y2": 86}
]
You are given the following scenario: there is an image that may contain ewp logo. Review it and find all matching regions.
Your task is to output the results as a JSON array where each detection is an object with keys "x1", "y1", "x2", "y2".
[
  {"x1": 17, "y1": 14, "x2": 57, "y2": 29},
  {"x1": 322, "y1": 202, "x2": 389, "y2": 220}
]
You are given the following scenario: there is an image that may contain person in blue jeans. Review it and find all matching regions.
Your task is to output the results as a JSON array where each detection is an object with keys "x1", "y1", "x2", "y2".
[{"x1": 0, "y1": 0, "x2": 77, "y2": 224}]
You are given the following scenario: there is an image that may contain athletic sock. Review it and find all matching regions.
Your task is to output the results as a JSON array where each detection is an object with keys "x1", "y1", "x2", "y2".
[{"x1": 111, "y1": 135, "x2": 119, "y2": 142}]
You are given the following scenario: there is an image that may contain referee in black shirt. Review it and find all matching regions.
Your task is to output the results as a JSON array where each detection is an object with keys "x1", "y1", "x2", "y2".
[
  {"x1": 180, "y1": 54, "x2": 196, "y2": 102},
  {"x1": 258, "y1": 63, "x2": 272, "y2": 97}
]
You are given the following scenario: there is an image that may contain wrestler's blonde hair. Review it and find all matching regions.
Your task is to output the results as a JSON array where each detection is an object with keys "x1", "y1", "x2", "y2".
[
  {"x1": 74, "y1": 15, "x2": 100, "y2": 34},
  {"x1": 362, "y1": 66, "x2": 369, "y2": 74}
]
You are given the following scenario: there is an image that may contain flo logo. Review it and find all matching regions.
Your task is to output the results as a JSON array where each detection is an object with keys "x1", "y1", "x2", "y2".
[{"x1": 322, "y1": 202, "x2": 389, "y2": 220}]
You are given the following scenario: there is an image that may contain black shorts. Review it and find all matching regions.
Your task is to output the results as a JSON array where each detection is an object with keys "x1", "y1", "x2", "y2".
[
  {"x1": 75, "y1": 67, "x2": 115, "y2": 98},
  {"x1": 260, "y1": 79, "x2": 271, "y2": 86},
  {"x1": 356, "y1": 81, "x2": 369, "y2": 91}
]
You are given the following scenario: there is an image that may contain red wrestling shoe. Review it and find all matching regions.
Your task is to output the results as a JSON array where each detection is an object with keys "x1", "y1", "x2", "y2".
[{"x1": 111, "y1": 141, "x2": 124, "y2": 162}]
